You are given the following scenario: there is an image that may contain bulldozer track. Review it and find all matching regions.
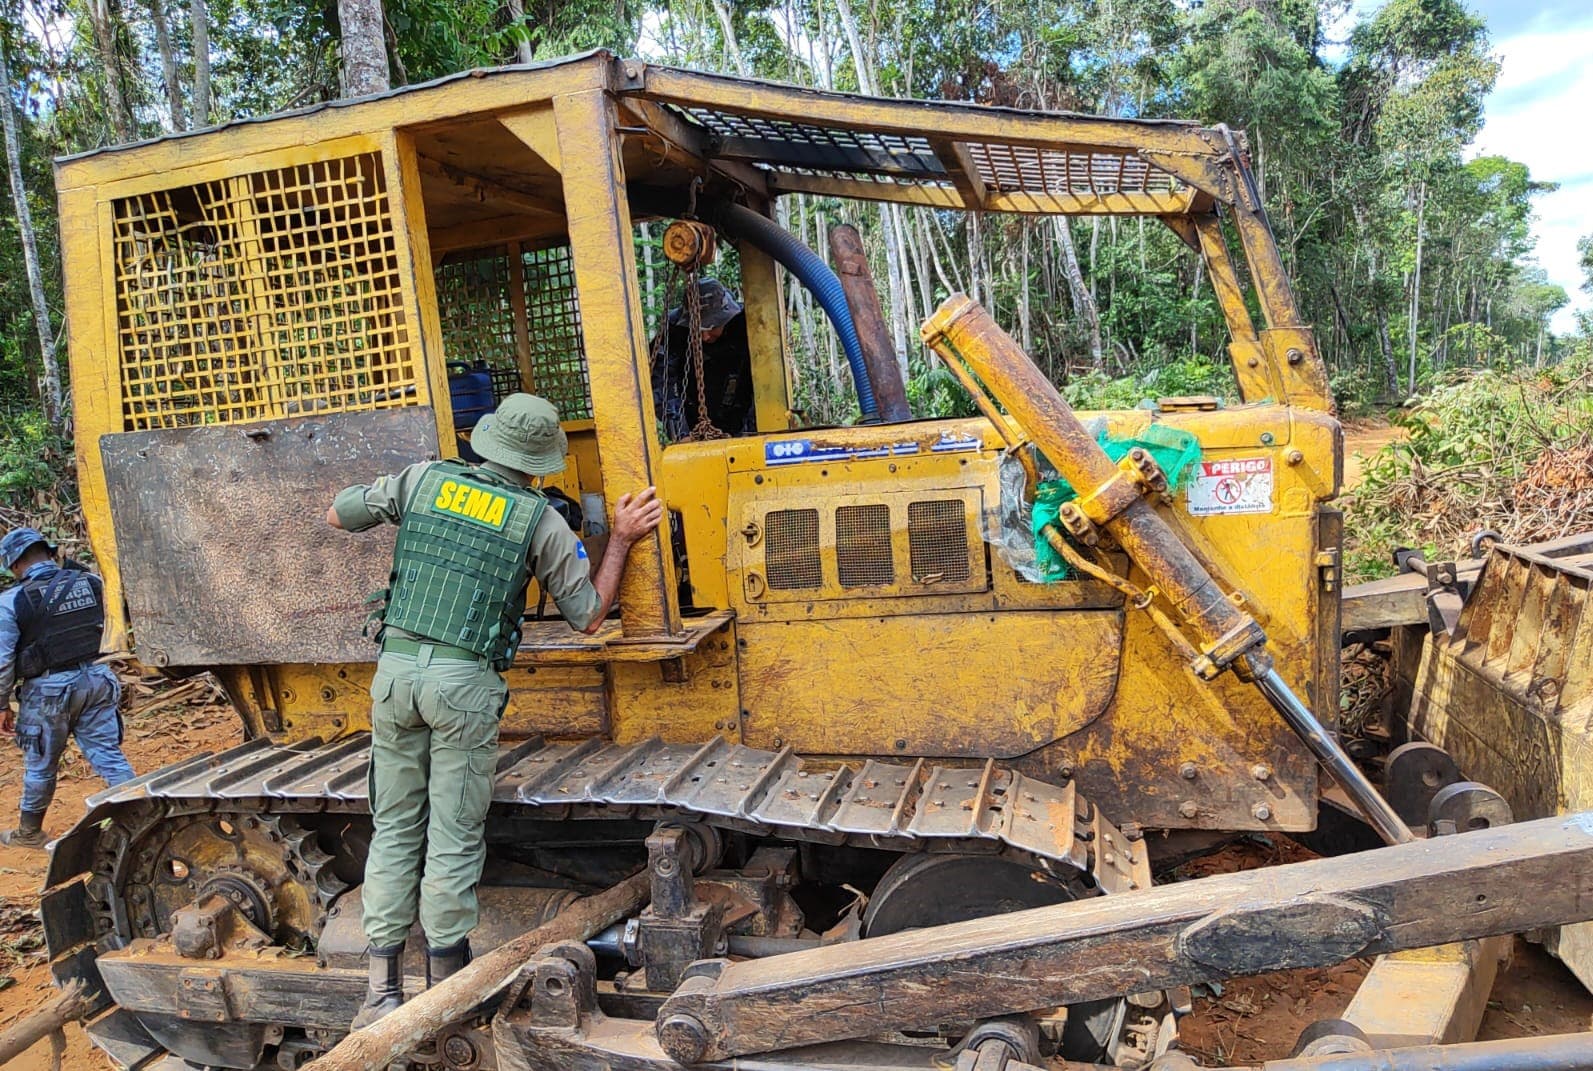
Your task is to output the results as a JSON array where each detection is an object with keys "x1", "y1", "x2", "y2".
[{"x1": 46, "y1": 733, "x2": 1140, "y2": 1069}]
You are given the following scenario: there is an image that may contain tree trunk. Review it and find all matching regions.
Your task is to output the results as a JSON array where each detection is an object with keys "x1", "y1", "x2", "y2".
[
  {"x1": 85, "y1": 0, "x2": 133, "y2": 141},
  {"x1": 191, "y1": 0, "x2": 212, "y2": 124},
  {"x1": 148, "y1": 0, "x2": 185, "y2": 130},
  {"x1": 338, "y1": 0, "x2": 391, "y2": 97},
  {"x1": 830, "y1": 0, "x2": 911, "y2": 358},
  {"x1": 1377, "y1": 306, "x2": 1398, "y2": 399},
  {"x1": 1054, "y1": 217, "x2": 1102, "y2": 369},
  {"x1": 0, "y1": 39, "x2": 63, "y2": 428},
  {"x1": 709, "y1": 0, "x2": 748, "y2": 74},
  {"x1": 507, "y1": 0, "x2": 533, "y2": 63},
  {"x1": 1018, "y1": 221, "x2": 1032, "y2": 354},
  {"x1": 1407, "y1": 180, "x2": 1425, "y2": 394}
]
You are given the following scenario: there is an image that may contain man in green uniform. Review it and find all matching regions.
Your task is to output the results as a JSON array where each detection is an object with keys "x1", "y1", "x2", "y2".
[{"x1": 327, "y1": 393, "x2": 662, "y2": 1028}]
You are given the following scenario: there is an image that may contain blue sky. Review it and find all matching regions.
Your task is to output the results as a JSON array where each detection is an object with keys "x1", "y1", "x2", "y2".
[{"x1": 1334, "y1": 1, "x2": 1593, "y2": 332}]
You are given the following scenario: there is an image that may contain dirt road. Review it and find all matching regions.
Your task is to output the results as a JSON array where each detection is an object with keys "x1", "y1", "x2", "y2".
[{"x1": 1342, "y1": 416, "x2": 1406, "y2": 491}]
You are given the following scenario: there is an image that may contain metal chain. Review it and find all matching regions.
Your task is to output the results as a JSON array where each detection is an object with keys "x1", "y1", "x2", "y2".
[{"x1": 684, "y1": 268, "x2": 728, "y2": 442}]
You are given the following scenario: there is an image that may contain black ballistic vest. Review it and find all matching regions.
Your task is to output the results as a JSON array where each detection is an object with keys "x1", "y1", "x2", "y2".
[{"x1": 15, "y1": 565, "x2": 105, "y2": 678}]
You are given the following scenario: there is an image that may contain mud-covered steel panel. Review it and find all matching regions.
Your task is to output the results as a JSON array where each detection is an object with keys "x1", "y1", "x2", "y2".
[
  {"x1": 101, "y1": 407, "x2": 439, "y2": 666},
  {"x1": 1407, "y1": 543, "x2": 1593, "y2": 990},
  {"x1": 737, "y1": 611, "x2": 1121, "y2": 759}
]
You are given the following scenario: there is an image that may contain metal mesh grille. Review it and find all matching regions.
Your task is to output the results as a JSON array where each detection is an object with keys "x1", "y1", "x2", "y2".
[
  {"x1": 964, "y1": 143, "x2": 1179, "y2": 195},
  {"x1": 835, "y1": 504, "x2": 894, "y2": 588},
  {"x1": 684, "y1": 108, "x2": 942, "y2": 177},
  {"x1": 765, "y1": 508, "x2": 822, "y2": 590},
  {"x1": 683, "y1": 105, "x2": 1180, "y2": 196},
  {"x1": 908, "y1": 500, "x2": 971, "y2": 583},
  {"x1": 435, "y1": 250, "x2": 523, "y2": 402},
  {"x1": 112, "y1": 153, "x2": 416, "y2": 430},
  {"x1": 521, "y1": 245, "x2": 591, "y2": 420}
]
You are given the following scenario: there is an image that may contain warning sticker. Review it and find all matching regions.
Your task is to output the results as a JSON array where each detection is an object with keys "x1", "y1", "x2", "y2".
[{"x1": 1187, "y1": 457, "x2": 1274, "y2": 516}]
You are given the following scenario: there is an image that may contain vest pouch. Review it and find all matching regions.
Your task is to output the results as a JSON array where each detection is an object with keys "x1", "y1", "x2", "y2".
[{"x1": 16, "y1": 645, "x2": 46, "y2": 680}]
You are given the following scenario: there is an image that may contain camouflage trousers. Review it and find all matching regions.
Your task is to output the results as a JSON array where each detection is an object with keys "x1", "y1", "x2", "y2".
[
  {"x1": 361, "y1": 643, "x2": 505, "y2": 949},
  {"x1": 15, "y1": 663, "x2": 134, "y2": 815}
]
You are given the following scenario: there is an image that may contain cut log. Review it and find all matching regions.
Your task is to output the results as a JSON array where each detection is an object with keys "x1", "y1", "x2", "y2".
[
  {"x1": 0, "y1": 980, "x2": 93, "y2": 1067},
  {"x1": 305, "y1": 871, "x2": 649, "y2": 1071},
  {"x1": 657, "y1": 811, "x2": 1593, "y2": 1062}
]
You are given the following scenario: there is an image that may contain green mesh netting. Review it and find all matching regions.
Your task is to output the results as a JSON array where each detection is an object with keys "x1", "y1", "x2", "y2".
[{"x1": 1031, "y1": 425, "x2": 1201, "y2": 581}]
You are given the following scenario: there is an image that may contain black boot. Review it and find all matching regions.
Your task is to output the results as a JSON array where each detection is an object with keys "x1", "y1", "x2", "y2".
[
  {"x1": 0, "y1": 810, "x2": 46, "y2": 849},
  {"x1": 351, "y1": 943, "x2": 405, "y2": 1030},
  {"x1": 426, "y1": 937, "x2": 471, "y2": 988}
]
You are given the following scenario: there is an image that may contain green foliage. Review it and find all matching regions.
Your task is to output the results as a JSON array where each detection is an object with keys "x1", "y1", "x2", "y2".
[
  {"x1": 1061, "y1": 356, "x2": 1235, "y2": 411},
  {"x1": 904, "y1": 361, "x2": 976, "y2": 420},
  {"x1": 0, "y1": 407, "x2": 71, "y2": 504}
]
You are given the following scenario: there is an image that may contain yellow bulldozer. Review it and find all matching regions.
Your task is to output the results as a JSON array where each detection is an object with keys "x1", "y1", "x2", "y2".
[{"x1": 39, "y1": 50, "x2": 1593, "y2": 1071}]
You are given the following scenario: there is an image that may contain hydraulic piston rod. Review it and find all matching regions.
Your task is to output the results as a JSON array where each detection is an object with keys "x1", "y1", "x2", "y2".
[{"x1": 918, "y1": 295, "x2": 1413, "y2": 845}]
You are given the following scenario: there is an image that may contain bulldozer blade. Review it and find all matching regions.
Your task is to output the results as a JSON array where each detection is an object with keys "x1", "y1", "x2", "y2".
[{"x1": 655, "y1": 811, "x2": 1593, "y2": 1062}]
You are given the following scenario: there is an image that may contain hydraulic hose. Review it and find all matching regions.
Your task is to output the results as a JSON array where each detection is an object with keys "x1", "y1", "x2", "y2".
[{"x1": 700, "y1": 199, "x2": 879, "y2": 419}]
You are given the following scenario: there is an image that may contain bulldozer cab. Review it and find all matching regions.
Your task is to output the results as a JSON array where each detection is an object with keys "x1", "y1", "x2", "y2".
[{"x1": 57, "y1": 50, "x2": 1341, "y2": 836}]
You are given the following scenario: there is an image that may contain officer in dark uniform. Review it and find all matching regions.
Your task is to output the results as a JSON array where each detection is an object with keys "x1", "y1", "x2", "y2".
[
  {"x1": 328, "y1": 393, "x2": 662, "y2": 1028},
  {"x1": 652, "y1": 279, "x2": 755, "y2": 439},
  {"x1": 0, "y1": 527, "x2": 135, "y2": 848}
]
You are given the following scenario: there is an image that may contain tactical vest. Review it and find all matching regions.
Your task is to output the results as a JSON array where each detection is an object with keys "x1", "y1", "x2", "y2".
[
  {"x1": 15, "y1": 565, "x2": 105, "y2": 679},
  {"x1": 376, "y1": 461, "x2": 546, "y2": 670}
]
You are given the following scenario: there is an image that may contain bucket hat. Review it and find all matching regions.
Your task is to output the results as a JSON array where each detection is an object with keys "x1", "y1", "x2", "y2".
[
  {"x1": 669, "y1": 279, "x2": 743, "y2": 332},
  {"x1": 469, "y1": 393, "x2": 568, "y2": 476},
  {"x1": 0, "y1": 527, "x2": 54, "y2": 571}
]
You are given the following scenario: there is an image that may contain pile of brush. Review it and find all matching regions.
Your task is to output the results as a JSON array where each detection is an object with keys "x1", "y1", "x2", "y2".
[{"x1": 1343, "y1": 356, "x2": 1593, "y2": 581}]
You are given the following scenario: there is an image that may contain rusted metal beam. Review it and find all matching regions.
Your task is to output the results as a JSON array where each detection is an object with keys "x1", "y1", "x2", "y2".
[
  {"x1": 654, "y1": 811, "x2": 1593, "y2": 1062},
  {"x1": 927, "y1": 138, "x2": 987, "y2": 209},
  {"x1": 616, "y1": 96, "x2": 770, "y2": 201},
  {"x1": 765, "y1": 169, "x2": 1198, "y2": 216}
]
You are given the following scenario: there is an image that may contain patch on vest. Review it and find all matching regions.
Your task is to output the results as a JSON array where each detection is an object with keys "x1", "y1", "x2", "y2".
[
  {"x1": 52, "y1": 580, "x2": 97, "y2": 615},
  {"x1": 430, "y1": 478, "x2": 513, "y2": 531}
]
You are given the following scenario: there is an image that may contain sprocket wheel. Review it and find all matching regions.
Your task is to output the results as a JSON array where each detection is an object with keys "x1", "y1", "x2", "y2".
[
  {"x1": 863, "y1": 853, "x2": 1125, "y2": 1062},
  {"x1": 123, "y1": 811, "x2": 344, "y2": 951}
]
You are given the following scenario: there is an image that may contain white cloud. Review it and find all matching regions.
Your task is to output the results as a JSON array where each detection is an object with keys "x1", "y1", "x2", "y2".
[{"x1": 1470, "y1": 21, "x2": 1593, "y2": 333}]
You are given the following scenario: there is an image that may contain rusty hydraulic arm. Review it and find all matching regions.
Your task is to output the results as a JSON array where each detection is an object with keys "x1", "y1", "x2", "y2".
[
  {"x1": 653, "y1": 812, "x2": 1593, "y2": 1062},
  {"x1": 918, "y1": 295, "x2": 1413, "y2": 846}
]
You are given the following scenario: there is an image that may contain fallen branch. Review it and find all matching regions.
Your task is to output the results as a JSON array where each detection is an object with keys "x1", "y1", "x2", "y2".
[
  {"x1": 305, "y1": 871, "x2": 650, "y2": 1071},
  {"x1": 0, "y1": 979, "x2": 93, "y2": 1067}
]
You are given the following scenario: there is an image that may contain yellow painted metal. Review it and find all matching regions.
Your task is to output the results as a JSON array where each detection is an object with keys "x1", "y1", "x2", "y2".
[
  {"x1": 496, "y1": 106, "x2": 563, "y2": 174},
  {"x1": 609, "y1": 621, "x2": 742, "y2": 747},
  {"x1": 737, "y1": 612, "x2": 1121, "y2": 759},
  {"x1": 1341, "y1": 937, "x2": 1508, "y2": 1048},
  {"x1": 765, "y1": 170, "x2": 1199, "y2": 216},
  {"x1": 111, "y1": 146, "x2": 418, "y2": 430},
  {"x1": 738, "y1": 228, "x2": 794, "y2": 432},
  {"x1": 1404, "y1": 545, "x2": 1593, "y2": 988},
  {"x1": 60, "y1": 53, "x2": 1344, "y2": 836},
  {"x1": 386, "y1": 129, "x2": 459, "y2": 458},
  {"x1": 52, "y1": 59, "x2": 611, "y2": 194},
  {"x1": 636, "y1": 65, "x2": 1219, "y2": 156},
  {"x1": 550, "y1": 87, "x2": 681, "y2": 638}
]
